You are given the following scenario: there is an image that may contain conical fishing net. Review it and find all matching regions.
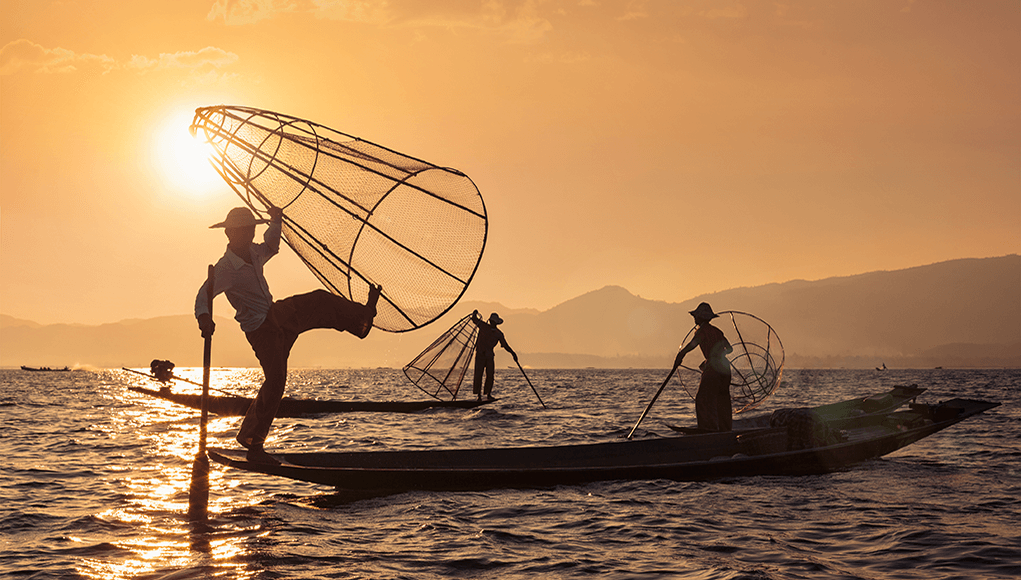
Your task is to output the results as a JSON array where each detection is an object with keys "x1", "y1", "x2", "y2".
[
  {"x1": 403, "y1": 314, "x2": 478, "y2": 400},
  {"x1": 190, "y1": 106, "x2": 488, "y2": 333},
  {"x1": 673, "y1": 311, "x2": 784, "y2": 414}
]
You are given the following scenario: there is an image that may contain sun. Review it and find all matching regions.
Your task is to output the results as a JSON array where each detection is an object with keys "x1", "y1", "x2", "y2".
[{"x1": 151, "y1": 107, "x2": 223, "y2": 197}]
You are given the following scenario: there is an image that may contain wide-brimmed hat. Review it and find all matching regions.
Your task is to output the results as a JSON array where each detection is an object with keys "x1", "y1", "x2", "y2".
[
  {"x1": 210, "y1": 207, "x2": 268, "y2": 229},
  {"x1": 689, "y1": 302, "x2": 719, "y2": 321},
  {"x1": 488, "y1": 313, "x2": 504, "y2": 325}
]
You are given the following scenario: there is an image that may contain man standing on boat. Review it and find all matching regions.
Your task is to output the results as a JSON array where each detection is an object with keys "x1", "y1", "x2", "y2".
[
  {"x1": 195, "y1": 206, "x2": 381, "y2": 463},
  {"x1": 470, "y1": 310, "x2": 517, "y2": 401},
  {"x1": 673, "y1": 302, "x2": 734, "y2": 431}
]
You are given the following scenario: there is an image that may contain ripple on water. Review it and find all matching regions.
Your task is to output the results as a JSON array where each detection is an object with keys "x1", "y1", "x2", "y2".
[{"x1": 1, "y1": 368, "x2": 1019, "y2": 580}]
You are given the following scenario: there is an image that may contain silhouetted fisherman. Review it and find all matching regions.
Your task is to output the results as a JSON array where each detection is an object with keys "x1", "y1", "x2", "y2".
[
  {"x1": 195, "y1": 206, "x2": 380, "y2": 464},
  {"x1": 470, "y1": 310, "x2": 517, "y2": 401},
  {"x1": 150, "y1": 359, "x2": 175, "y2": 383},
  {"x1": 674, "y1": 302, "x2": 734, "y2": 431}
]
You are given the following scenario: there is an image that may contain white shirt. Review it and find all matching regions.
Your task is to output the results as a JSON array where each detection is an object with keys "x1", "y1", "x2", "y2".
[{"x1": 195, "y1": 220, "x2": 281, "y2": 332}]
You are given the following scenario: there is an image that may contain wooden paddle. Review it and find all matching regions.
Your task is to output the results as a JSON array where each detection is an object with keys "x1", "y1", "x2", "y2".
[
  {"x1": 515, "y1": 359, "x2": 547, "y2": 408},
  {"x1": 187, "y1": 265, "x2": 215, "y2": 522},
  {"x1": 626, "y1": 365, "x2": 679, "y2": 439}
]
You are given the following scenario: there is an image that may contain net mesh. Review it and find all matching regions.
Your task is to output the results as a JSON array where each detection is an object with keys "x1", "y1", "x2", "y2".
[
  {"x1": 673, "y1": 311, "x2": 785, "y2": 414},
  {"x1": 403, "y1": 314, "x2": 478, "y2": 400},
  {"x1": 190, "y1": 106, "x2": 488, "y2": 333}
]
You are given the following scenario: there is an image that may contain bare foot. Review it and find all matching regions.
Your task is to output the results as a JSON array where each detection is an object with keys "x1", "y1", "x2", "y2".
[
  {"x1": 367, "y1": 284, "x2": 382, "y2": 310},
  {"x1": 246, "y1": 447, "x2": 280, "y2": 465},
  {"x1": 353, "y1": 284, "x2": 381, "y2": 338}
]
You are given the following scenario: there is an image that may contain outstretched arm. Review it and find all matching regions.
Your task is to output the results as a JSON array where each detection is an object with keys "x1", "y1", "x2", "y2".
[
  {"x1": 673, "y1": 332, "x2": 701, "y2": 369},
  {"x1": 501, "y1": 337, "x2": 518, "y2": 362}
]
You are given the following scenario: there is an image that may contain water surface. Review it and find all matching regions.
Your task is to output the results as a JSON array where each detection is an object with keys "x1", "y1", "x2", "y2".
[{"x1": 2, "y1": 368, "x2": 1018, "y2": 579}]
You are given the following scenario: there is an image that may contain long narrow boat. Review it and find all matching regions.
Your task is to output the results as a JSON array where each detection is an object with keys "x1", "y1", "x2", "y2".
[
  {"x1": 208, "y1": 390, "x2": 998, "y2": 491},
  {"x1": 127, "y1": 385, "x2": 493, "y2": 416}
]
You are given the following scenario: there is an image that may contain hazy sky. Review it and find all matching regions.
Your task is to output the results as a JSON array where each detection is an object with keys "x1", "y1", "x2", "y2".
[{"x1": 2, "y1": 0, "x2": 1018, "y2": 326}]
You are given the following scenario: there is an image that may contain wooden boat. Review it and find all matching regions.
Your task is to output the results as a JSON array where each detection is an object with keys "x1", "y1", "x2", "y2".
[
  {"x1": 127, "y1": 385, "x2": 494, "y2": 417},
  {"x1": 207, "y1": 390, "x2": 998, "y2": 491},
  {"x1": 669, "y1": 384, "x2": 927, "y2": 434},
  {"x1": 21, "y1": 365, "x2": 70, "y2": 372}
]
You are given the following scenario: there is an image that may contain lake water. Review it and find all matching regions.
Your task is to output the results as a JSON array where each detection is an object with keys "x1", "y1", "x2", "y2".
[{"x1": 2, "y1": 367, "x2": 1018, "y2": 579}]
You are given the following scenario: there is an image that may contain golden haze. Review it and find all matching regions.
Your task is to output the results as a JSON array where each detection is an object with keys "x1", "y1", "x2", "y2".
[{"x1": 1, "y1": 0, "x2": 1018, "y2": 325}]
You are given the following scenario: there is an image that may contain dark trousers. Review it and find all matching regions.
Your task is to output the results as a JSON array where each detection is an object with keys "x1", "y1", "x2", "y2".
[
  {"x1": 237, "y1": 289, "x2": 372, "y2": 448},
  {"x1": 472, "y1": 351, "x2": 495, "y2": 397},
  {"x1": 695, "y1": 367, "x2": 733, "y2": 432}
]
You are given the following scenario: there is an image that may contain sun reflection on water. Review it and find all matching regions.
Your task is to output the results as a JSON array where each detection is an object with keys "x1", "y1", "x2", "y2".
[{"x1": 70, "y1": 368, "x2": 270, "y2": 579}]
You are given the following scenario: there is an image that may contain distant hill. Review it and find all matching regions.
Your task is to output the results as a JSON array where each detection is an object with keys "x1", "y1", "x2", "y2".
[{"x1": 2, "y1": 255, "x2": 1018, "y2": 369}]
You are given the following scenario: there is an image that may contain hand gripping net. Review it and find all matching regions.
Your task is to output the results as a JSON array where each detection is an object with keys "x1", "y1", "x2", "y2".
[
  {"x1": 190, "y1": 106, "x2": 488, "y2": 333},
  {"x1": 403, "y1": 314, "x2": 479, "y2": 400},
  {"x1": 673, "y1": 311, "x2": 784, "y2": 414}
]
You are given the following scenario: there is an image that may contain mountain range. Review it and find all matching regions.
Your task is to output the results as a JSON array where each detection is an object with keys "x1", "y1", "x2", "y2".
[{"x1": 3, "y1": 255, "x2": 1019, "y2": 369}]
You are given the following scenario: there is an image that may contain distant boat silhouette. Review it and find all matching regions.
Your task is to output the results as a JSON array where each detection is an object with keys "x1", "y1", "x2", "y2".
[
  {"x1": 876, "y1": 363, "x2": 887, "y2": 371},
  {"x1": 21, "y1": 366, "x2": 70, "y2": 372}
]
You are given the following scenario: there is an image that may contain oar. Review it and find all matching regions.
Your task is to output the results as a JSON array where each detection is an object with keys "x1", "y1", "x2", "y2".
[
  {"x1": 515, "y1": 360, "x2": 547, "y2": 409},
  {"x1": 626, "y1": 365, "x2": 679, "y2": 439},
  {"x1": 187, "y1": 265, "x2": 215, "y2": 522}
]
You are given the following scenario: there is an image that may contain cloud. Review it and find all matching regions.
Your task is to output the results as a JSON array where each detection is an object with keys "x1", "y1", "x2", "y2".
[
  {"x1": 390, "y1": 1, "x2": 555, "y2": 44},
  {"x1": 0, "y1": 40, "x2": 238, "y2": 79},
  {"x1": 206, "y1": 0, "x2": 391, "y2": 25},
  {"x1": 0, "y1": 39, "x2": 116, "y2": 75},
  {"x1": 312, "y1": 0, "x2": 392, "y2": 24},
  {"x1": 205, "y1": 0, "x2": 553, "y2": 43},
  {"x1": 125, "y1": 47, "x2": 240, "y2": 73},
  {"x1": 207, "y1": 0, "x2": 304, "y2": 25},
  {"x1": 617, "y1": 0, "x2": 648, "y2": 21}
]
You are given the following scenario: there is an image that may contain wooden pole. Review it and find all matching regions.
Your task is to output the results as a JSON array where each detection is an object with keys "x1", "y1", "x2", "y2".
[
  {"x1": 626, "y1": 365, "x2": 678, "y2": 440},
  {"x1": 515, "y1": 360, "x2": 547, "y2": 409},
  {"x1": 187, "y1": 265, "x2": 215, "y2": 522}
]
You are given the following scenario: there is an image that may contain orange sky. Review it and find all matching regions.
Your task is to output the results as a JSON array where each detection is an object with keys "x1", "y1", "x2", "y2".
[{"x1": 2, "y1": 0, "x2": 1019, "y2": 326}]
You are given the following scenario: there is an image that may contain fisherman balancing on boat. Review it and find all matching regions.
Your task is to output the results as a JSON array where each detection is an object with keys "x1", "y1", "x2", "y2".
[
  {"x1": 195, "y1": 206, "x2": 381, "y2": 464},
  {"x1": 673, "y1": 302, "x2": 734, "y2": 431},
  {"x1": 470, "y1": 310, "x2": 517, "y2": 401}
]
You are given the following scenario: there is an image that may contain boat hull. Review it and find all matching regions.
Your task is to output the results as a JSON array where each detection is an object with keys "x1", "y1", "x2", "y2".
[{"x1": 208, "y1": 396, "x2": 998, "y2": 491}]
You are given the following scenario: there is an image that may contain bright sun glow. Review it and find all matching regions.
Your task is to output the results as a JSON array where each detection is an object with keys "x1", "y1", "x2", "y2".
[{"x1": 152, "y1": 108, "x2": 223, "y2": 198}]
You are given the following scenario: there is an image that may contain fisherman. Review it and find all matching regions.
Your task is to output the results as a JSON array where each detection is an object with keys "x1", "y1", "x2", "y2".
[
  {"x1": 196, "y1": 206, "x2": 381, "y2": 463},
  {"x1": 673, "y1": 302, "x2": 734, "y2": 431},
  {"x1": 150, "y1": 359, "x2": 175, "y2": 383},
  {"x1": 470, "y1": 310, "x2": 517, "y2": 401}
]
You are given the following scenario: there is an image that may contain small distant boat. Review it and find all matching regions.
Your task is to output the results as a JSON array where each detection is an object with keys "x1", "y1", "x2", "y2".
[
  {"x1": 127, "y1": 385, "x2": 494, "y2": 417},
  {"x1": 876, "y1": 363, "x2": 888, "y2": 371},
  {"x1": 208, "y1": 386, "x2": 998, "y2": 491},
  {"x1": 21, "y1": 366, "x2": 70, "y2": 372}
]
